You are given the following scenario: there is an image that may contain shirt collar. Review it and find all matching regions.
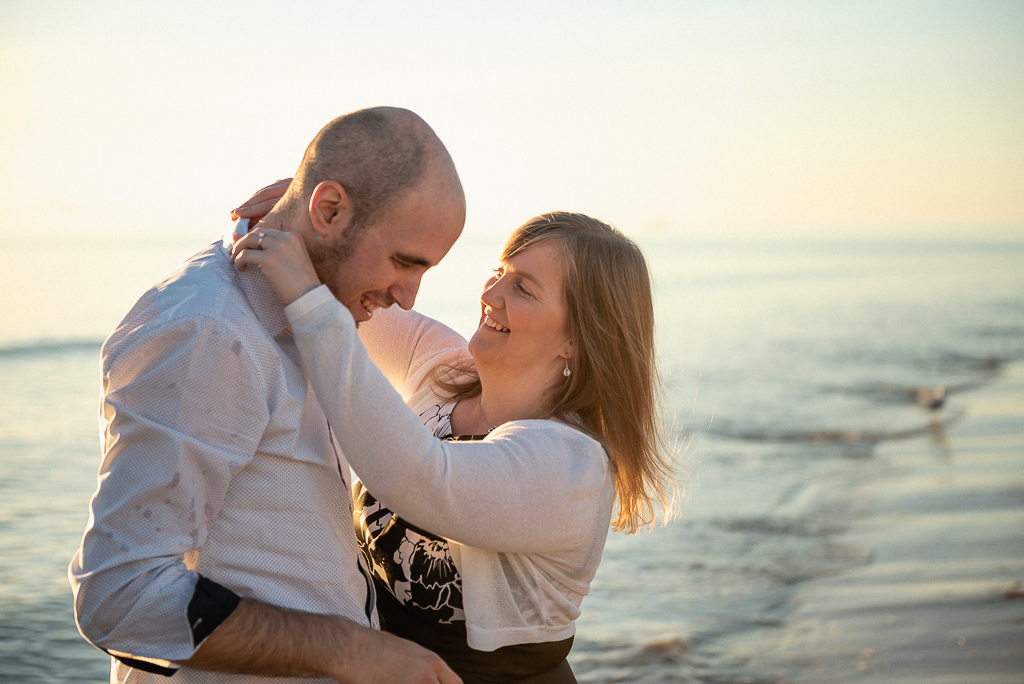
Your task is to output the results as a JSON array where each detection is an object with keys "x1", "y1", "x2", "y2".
[{"x1": 220, "y1": 229, "x2": 290, "y2": 338}]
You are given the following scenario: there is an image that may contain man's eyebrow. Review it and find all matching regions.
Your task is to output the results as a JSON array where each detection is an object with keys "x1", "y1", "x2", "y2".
[{"x1": 393, "y1": 252, "x2": 433, "y2": 268}]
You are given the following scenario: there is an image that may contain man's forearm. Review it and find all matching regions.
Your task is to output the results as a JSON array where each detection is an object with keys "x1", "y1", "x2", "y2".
[
  {"x1": 183, "y1": 598, "x2": 460, "y2": 684},
  {"x1": 183, "y1": 598, "x2": 350, "y2": 679}
]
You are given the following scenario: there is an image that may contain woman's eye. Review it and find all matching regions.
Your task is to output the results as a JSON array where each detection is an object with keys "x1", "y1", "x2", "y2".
[{"x1": 515, "y1": 281, "x2": 533, "y2": 297}]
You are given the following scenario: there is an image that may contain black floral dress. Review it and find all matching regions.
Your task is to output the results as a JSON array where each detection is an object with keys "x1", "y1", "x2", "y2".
[
  {"x1": 352, "y1": 399, "x2": 577, "y2": 684},
  {"x1": 353, "y1": 399, "x2": 466, "y2": 624}
]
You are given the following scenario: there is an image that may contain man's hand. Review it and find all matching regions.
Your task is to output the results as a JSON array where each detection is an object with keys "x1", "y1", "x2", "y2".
[
  {"x1": 345, "y1": 625, "x2": 462, "y2": 684},
  {"x1": 230, "y1": 178, "x2": 293, "y2": 227},
  {"x1": 184, "y1": 598, "x2": 460, "y2": 684}
]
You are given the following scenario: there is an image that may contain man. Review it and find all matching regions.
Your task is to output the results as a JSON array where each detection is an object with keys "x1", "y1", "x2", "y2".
[{"x1": 69, "y1": 107, "x2": 466, "y2": 683}]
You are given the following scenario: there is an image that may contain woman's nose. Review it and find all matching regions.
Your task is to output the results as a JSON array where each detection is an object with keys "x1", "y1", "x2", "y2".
[{"x1": 481, "y1": 276, "x2": 503, "y2": 308}]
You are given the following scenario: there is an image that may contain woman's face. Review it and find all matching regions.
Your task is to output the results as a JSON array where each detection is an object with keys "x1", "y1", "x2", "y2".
[{"x1": 468, "y1": 240, "x2": 572, "y2": 387}]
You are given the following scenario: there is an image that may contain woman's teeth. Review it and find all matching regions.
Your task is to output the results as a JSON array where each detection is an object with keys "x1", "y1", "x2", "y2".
[{"x1": 484, "y1": 315, "x2": 510, "y2": 333}]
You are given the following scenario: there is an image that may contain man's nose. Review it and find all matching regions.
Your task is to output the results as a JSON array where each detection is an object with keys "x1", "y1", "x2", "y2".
[{"x1": 391, "y1": 272, "x2": 422, "y2": 311}]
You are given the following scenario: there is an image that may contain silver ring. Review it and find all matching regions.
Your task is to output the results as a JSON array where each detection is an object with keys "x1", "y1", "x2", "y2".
[{"x1": 257, "y1": 232, "x2": 265, "y2": 249}]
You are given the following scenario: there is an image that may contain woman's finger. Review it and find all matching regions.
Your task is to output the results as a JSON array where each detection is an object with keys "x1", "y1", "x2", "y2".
[
  {"x1": 232, "y1": 230, "x2": 282, "y2": 272},
  {"x1": 230, "y1": 178, "x2": 292, "y2": 217},
  {"x1": 230, "y1": 198, "x2": 279, "y2": 220},
  {"x1": 255, "y1": 178, "x2": 292, "y2": 195},
  {"x1": 230, "y1": 228, "x2": 280, "y2": 261},
  {"x1": 244, "y1": 178, "x2": 292, "y2": 205},
  {"x1": 230, "y1": 229, "x2": 321, "y2": 306}
]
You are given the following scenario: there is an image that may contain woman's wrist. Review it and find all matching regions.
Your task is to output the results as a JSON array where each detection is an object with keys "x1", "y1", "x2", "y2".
[{"x1": 283, "y1": 285, "x2": 338, "y2": 324}]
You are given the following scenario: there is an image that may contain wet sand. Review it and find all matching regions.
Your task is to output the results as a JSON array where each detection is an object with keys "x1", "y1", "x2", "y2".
[{"x1": 740, "y1": 362, "x2": 1024, "y2": 682}]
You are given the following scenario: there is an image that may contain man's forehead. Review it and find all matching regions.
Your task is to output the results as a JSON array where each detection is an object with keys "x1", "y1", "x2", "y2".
[
  {"x1": 379, "y1": 179, "x2": 463, "y2": 267},
  {"x1": 384, "y1": 220, "x2": 459, "y2": 271}
]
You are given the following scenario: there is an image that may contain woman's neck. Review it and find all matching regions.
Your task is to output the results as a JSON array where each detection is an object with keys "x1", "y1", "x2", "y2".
[{"x1": 449, "y1": 380, "x2": 550, "y2": 436}]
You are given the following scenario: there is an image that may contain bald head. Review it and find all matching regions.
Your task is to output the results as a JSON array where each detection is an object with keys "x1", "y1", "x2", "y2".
[
  {"x1": 283, "y1": 107, "x2": 462, "y2": 229},
  {"x1": 268, "y1": 108, "x2": 465, "y2": 322}
]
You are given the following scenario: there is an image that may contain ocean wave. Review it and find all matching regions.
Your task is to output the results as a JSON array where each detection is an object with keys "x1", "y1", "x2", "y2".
[
  {"x1": 821, "y1": 377, "x2": 989, "y2": 406},
  {"x1": 714, "y1": 517, "x2": 843, "y2": 538},
  {"x1": 976, "y1": 325, "x2": 1024, "y2": 339},
  {"x1": 571, "y1": 636, "x2": 691, "y2": 675},
  {"x1": 709, "y1": 409, "x2": 965, "y2": 448},
  {"x1": 0, "y1": 339, "x2": 102, "y2": 359}
]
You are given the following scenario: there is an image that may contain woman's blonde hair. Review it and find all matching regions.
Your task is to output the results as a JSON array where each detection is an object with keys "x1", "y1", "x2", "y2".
[{"x1": 435, "y1": 212, "x2": 676, "y2": 533}]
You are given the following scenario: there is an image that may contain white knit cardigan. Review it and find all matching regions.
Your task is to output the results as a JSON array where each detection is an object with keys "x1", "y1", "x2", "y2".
[{"x1": 284, "y1": 286, "x2": 615, "y2": 651}]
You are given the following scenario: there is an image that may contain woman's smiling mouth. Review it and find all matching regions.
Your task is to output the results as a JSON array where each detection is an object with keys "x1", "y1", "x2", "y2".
[{"x1": 483, "y1": 315, "x2": 510, "y2": 333}]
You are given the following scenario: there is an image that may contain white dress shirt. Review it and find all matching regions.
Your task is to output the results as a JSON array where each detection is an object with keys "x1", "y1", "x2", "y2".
[{"x1": 69, "y1": 233, "x2": 377, "y2": 684}]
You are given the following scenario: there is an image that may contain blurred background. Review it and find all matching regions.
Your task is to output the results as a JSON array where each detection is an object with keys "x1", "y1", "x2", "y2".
[
  {"x1": 3, "y1": 0, "x2": 1022, "y2": 242},
  {"x1": 1, "y1": 1, "x2": 1022, "y2": 682}
]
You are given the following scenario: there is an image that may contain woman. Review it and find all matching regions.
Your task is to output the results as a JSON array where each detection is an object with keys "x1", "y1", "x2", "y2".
[{"x1": 231, "y1": 210, "x2": 675, "y2": 683}]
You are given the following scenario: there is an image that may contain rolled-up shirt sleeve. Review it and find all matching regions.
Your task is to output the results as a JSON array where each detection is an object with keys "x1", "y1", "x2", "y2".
[{"x1": 69, "y1": 313, "x2": 266, "y2": 669}]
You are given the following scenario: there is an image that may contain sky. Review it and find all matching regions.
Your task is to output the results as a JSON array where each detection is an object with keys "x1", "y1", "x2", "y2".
[{"x1": 1, "y1": 0, "x2": 1022, "y2": 241}]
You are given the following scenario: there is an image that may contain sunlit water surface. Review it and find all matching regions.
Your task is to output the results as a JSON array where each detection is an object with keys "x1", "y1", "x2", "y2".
[{"x1": 2, "y1": 230, "x2": 1022, "y2": 682}]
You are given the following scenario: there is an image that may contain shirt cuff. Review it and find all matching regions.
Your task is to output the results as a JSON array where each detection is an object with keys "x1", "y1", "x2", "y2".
[
  {"x1": 188, "y1": 575, "x2": 242, "y2": 647},
  {"x1": 104, "y1": 575, "x2": 241, "y2": 677},
  {"x1": 284, "y1": 284, "x2": 337, "y2": 323}
]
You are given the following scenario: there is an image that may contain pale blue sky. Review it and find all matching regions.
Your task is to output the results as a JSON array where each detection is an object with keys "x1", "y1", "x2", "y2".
[{"x1": 2, "y1": 0, "x2": 1022, "y2": 239}]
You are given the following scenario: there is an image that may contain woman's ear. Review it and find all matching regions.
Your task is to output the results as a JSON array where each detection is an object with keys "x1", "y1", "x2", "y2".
[
  {"x1": 308, "y1": 181, "x2": 355, "y2": 239},
  {"x1": 561, "y1": 339, "x2": 573, "y2": 360}
]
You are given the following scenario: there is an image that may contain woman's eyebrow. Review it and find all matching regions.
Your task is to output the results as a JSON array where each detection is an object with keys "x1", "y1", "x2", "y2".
[{"x1": 509, "y1": 267, "x2": 545, "y2": 290}]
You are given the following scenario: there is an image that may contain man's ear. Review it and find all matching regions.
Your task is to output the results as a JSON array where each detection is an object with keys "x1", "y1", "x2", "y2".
[{"x1": 308, "y1": 181, "x2": 354, "y2": 239}]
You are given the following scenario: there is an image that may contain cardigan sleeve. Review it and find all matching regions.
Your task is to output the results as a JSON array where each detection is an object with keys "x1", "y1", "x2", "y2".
[
  {"x1": 357, "y1": 305, "x2": 472, "y2": 401},
  {"x1": 285, "y1": 287, "x2": 611, "y2": 554}
]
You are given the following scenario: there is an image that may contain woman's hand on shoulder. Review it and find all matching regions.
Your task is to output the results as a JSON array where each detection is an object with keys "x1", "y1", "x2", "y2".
[
  {"x1": 230, "y1": 178, "x2": 292, "y2": 227},
  {"x1": 231, "y1": 229, "x2": 322, "y2": 307}
]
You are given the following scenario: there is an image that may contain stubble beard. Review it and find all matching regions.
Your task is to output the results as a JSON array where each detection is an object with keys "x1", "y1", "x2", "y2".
[{"x1": 307, "y1": 223, "x2": 364, "y2": 303}]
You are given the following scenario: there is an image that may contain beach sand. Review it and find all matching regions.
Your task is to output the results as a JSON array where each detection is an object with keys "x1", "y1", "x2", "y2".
[{"x1": 736, "y1": 362, "x2": 1024, "y2": 682}]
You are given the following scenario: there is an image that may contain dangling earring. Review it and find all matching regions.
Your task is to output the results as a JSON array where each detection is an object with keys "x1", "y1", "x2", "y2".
[{"x1": 563, "y1": 359, "x2": 571, "y2": 377}]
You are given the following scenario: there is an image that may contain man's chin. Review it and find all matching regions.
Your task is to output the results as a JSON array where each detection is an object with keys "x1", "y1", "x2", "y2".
[
  {"x1": 344, "y1": 301, "x2": 372, "y2": 326},
  {"x1": 349, "y1": 308, "x2": 367, "y2": 327},
  {"x1": 319, "y1": 284, "x2": 366, "y2": 325}
]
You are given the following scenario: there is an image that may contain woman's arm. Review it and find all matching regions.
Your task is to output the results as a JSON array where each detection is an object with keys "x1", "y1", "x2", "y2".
[
  {"x1": 359, "y1": 307, "x2": 470, "y2": 399},
  {"x1": 229, "y1": 228, "x2": 612, "y2": 552},
  {"x1": 286, "y1": 287, "x2": 612, "y2": 554},
  {"x1": 229, "y1": 226, "x2": 468, "y2": 398}
]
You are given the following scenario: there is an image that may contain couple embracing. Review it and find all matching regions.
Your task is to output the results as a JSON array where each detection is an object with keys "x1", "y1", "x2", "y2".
[{"x1": 70, "y1": 107, "x2": 675, "y2": 684}]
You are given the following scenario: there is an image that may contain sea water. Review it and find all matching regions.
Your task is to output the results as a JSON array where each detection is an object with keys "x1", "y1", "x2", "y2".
[{"x1": 1, "y1": 230, "x2": 1022, "y2": 682}]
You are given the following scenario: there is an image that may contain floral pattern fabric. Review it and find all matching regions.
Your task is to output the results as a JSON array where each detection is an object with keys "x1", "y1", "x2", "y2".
[{"x1": 353, "y1": 400, "x2": 468, "y2": 624}]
